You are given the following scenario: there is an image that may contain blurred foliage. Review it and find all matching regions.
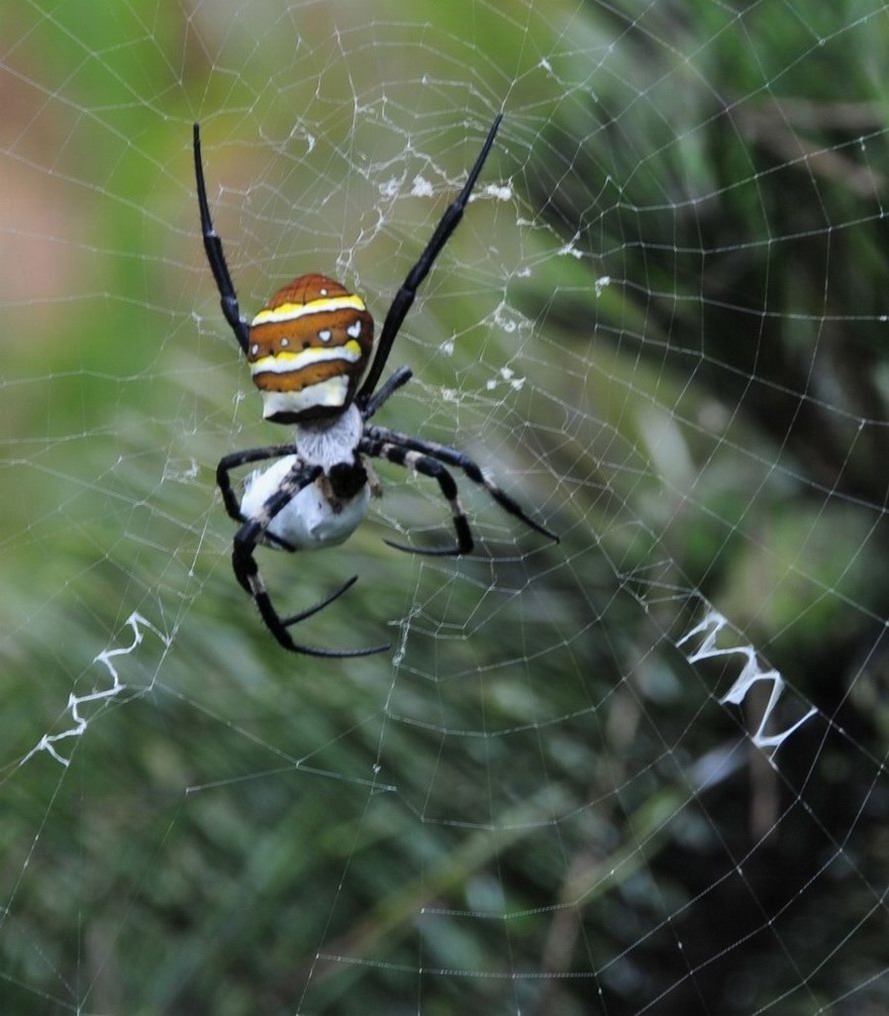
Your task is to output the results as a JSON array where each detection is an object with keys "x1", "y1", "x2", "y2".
[{"x1": 2, "y1": 1, "x2": 889, "y2": 1014}]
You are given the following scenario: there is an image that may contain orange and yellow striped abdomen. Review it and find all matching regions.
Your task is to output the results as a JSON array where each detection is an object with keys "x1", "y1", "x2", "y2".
[{"x1": 248, "y1": 273, "x2": 374, "y2": 423}]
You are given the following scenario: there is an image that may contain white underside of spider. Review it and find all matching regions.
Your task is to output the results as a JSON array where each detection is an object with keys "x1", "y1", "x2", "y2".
[
  {"x1": 242, "y1": 461, "x2": 371, "y2": 550},
  {"x1": 239, "y1": 406, "x2": 371, "y2": 551}
]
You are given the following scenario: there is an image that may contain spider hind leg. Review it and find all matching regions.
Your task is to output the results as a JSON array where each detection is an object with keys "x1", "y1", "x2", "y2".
[
  {"x1": 231, "y1": 465, "x2": 388, "y2": 658},
  {"x1": 364, "y1": 424, "x2": 559, "y2": 547},
  {"x1": 362, "y1": 439, "x2": 474, "y2": 556},
  {"x1": 280, "y1": 575, "x2": 358, "y2": 625}
]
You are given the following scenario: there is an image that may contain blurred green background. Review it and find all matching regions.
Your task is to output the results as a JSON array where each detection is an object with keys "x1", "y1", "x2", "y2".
[{"x1": 2, "y1": 1, "x2": 889, "y2": 1013}]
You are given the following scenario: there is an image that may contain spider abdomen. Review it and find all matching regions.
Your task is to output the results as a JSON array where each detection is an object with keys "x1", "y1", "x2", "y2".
[
  {"x1": 241, "y1": 454, "x2": 371, "y2": 551},
  {"x1": 248, "y1": 273, "x2": 374, "y2": 424}
]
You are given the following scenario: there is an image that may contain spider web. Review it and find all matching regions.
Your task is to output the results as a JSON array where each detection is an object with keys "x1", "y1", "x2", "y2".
[{"x1": 3, "y1": 1, "x2": 889, "y2": 1012}]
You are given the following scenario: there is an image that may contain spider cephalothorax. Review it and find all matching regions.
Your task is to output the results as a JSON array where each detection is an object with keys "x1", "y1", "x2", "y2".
[{"x1": 194, "y1": 114, "x2": 558, "y2": 657}]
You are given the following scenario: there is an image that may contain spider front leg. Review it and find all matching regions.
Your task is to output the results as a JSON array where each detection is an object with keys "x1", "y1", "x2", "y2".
[
  {"x1": 231, "y1": 461, "x2": 388, "y2": 658},
  {"x1": 361, "y1": 365, "x2": 414, "y2": 421},
  {"x1": 361, "y1": 438, "x2": 473, "y2": 556},
  {"x1": 193, "y1": 122, "x2": 252, "y2": 354},
  {"x1": 356, "y1": 114, "x2": 503, "y2": 405}
]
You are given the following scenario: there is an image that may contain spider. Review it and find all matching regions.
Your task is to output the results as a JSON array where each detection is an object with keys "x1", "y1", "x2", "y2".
[{"x1": 193, "y1": 114, "x2": 558, "y2": 657}]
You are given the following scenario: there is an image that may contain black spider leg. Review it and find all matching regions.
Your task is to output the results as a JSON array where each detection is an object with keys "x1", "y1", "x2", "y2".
[
  {"x1": 366, "y1": 425, "x2": 559, "y2": 544},
  {"x1": 361, "y1": 438, "x2": 473, "y2": 556},
  {"x1": 361, "y1": 365, "x2": 413, "y2": 421},
  {"x1": 216, "y1": 444, "x2": 299, "y2": 551},
  {"x1": 232, "y1": 461, "x2": 389, "y2": 657},
  {"x1": 193, "y1": 123, "x2": 251, "y2": 354},
  {"x1": 356, "y1": 113, "x2": 503, "y2": 406}
]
